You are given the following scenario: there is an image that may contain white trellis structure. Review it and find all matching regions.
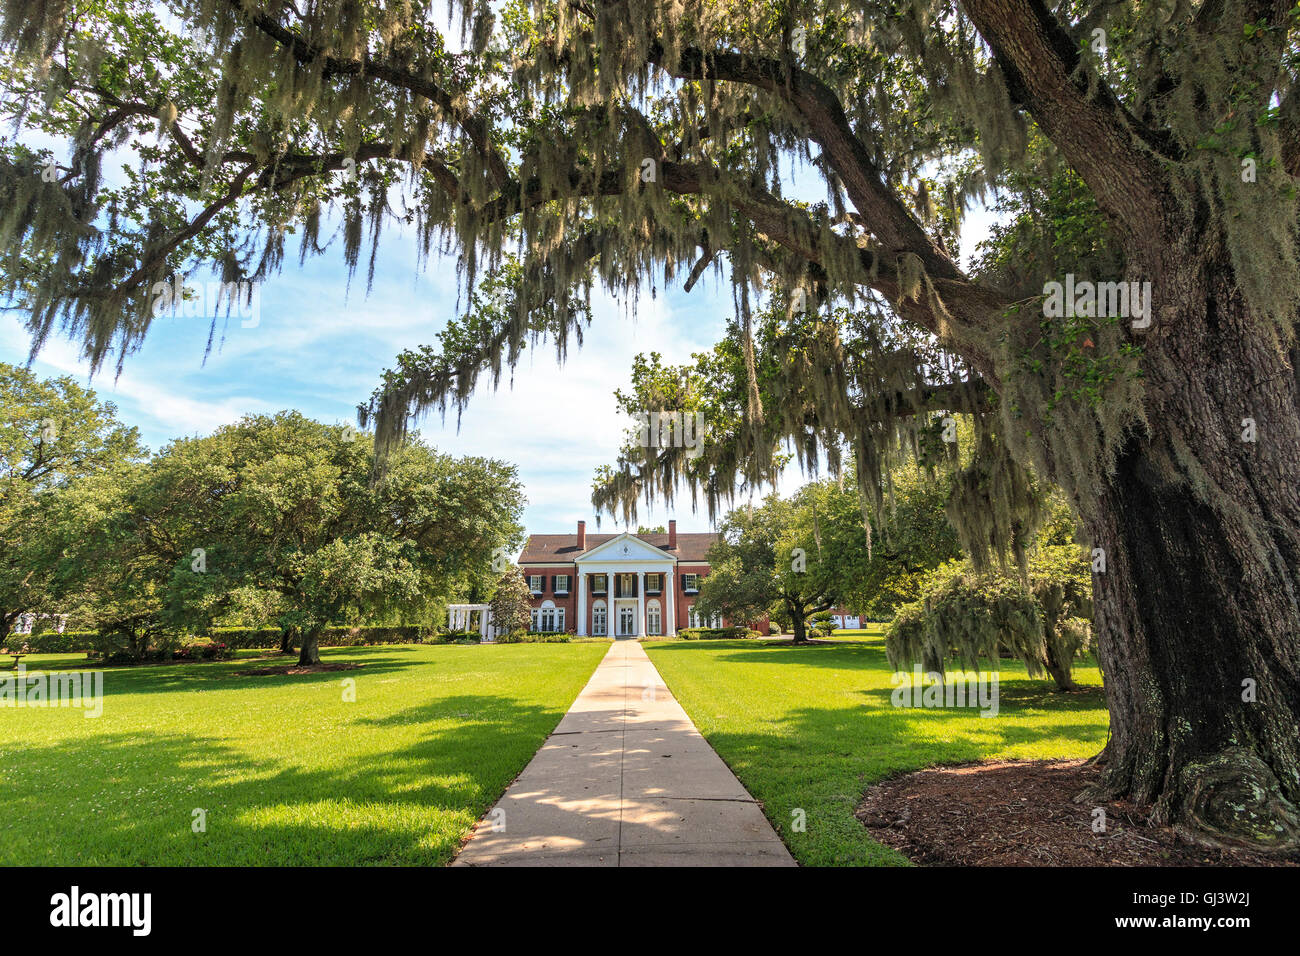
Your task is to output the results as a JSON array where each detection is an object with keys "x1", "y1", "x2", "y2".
[{"x1": 447, "y1": 604, "x2": 497, "y2": 642}]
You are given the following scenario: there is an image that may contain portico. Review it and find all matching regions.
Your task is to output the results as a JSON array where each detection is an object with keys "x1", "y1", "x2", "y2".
[{"x1": 575, "y1": 533, "x2": 677, "y2": 638}]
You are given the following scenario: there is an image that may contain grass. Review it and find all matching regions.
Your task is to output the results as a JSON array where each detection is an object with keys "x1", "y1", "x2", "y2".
[
  {"x1": 0, "y1": 642, "x2": 608, "y2": 865},
  {"x1": 644, "y1": 634, "x2": 1109, "y2": 866}
]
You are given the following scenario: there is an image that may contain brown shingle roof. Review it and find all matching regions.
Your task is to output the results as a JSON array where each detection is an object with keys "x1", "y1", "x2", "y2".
[{"x1": 519, "y1": 531, "x2": 717, "y2": 563}]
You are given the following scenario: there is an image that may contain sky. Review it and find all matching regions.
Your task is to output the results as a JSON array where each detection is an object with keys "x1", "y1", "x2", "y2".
[
  {"x1": 0, "y1": 222, "x2": 778, "y2": 533},
  {"x1": 2, "y1": 103, "x2": 996, "y2": 539}
]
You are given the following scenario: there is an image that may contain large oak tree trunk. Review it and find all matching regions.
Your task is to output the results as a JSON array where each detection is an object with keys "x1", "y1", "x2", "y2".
[
  {"x1": 1080, "y1": 268, "x2": 1300, "y2": 853},
  {"x1": 297, "y1": 628, "x2": 322, "y2": 666},
  {"x1": 789, "y1": 604, "x2": 810, "y2": 644}
]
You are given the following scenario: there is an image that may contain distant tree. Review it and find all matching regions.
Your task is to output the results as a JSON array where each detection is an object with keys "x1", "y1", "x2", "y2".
[
  {"x1": 0, "y1": 364, "x2": 145, "y2": 642},
  {"x1": 695, "y1": 490, "x2": 840, "y2": 645},
  {"x1": 489, "y1": 570, "x2": 532, "y2": 636},
  {"x1": 636, "y1": 524, "x2": 666, "y2": 535},
  {"x1": 177, "y1": 413, "x2": 524, "y2": 664},
  {"x1": 62, "y1": 412, "x2": 525, "y2": 664},
  {"x1": 54, "y1": 461, "x2": 181, "y2": 658}
]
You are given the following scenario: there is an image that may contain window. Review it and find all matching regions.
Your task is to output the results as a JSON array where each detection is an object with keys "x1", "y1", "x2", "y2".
[
  {"x1": 688, "y1": 606, "x2": 721, "y2": 629},
  {"x1": 646, "y1": 573, "x2": 662, "y2": 594},
  {"x1": 592, "y1": 574, "x2": 607, "y2": 595},
  {"x1": 535, "y1": 602, "x2": 565, "y2": 633},
  {"x1": 530, "y1": 608, "x2": 540, "y2": 631},
  {"x1": 647, "y1": 601, "x2": 662, "y2": 636},
  {"x1": 683, "y1": 573, "x2": 699, "y2": 593},
  {"x1": 555, "y1": 574, "x2": 570, "y2": 595},
  {"x1": 592, "y1": 601, "x2": 607, "y2": 636},
  {"x1": 528, "y1": 575, "x2": 543, "y2": 594},
  {"x1": 617, "y1": 573, "x2": 636, "y2": 597}
]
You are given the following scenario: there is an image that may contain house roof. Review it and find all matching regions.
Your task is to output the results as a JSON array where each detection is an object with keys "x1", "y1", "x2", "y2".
[{"x1": 519, "y1": 531, "x2": 718, "y2": 564}]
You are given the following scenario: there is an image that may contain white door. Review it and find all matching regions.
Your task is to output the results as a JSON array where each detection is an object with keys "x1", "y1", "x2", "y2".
[{"x1": 618, "y1": 605, "x2": 636, "y2": 637}]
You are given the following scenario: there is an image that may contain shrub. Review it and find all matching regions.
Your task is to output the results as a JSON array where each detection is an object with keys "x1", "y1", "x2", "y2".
[
  {"x1": 209, "y1": 625, "x2": 435, "y2": 648},
  {"x1": 678, "y1": 626, "x2": 752, "y2": 640},
  {"x1": 498, "y1": 631, "x2": 571, "y2": 643},
  {"x1": 806, "y1": 610, "x2": 836, "y2": 637}
]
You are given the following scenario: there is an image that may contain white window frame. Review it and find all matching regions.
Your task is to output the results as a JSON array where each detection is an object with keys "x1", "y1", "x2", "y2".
[
  {"x1": 528, "y1": 575, "x2": 543, "y2": 594},
  {"x1": 647, "y1": 600, "x2": 662, "y2": 636},
  {"x1": 688, "y1": 606, "x2": 722, "y2": 629},
  {"x1": 683, "y1": 573, "x2": 699, "y2": 593},
  {"x1": 555, "y1": 574, "x2": 570, "y2": 595},
  {"x1": 592, "y1": 600, "x2": 607, "y2": 636},
  {"x1": 592, "y1": 574, "x2": 607, "y2": 595}
]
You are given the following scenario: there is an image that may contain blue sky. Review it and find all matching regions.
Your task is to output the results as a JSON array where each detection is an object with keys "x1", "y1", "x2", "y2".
[{"x1": 1, "y1": 220, "x2": 762, "y2": 534}]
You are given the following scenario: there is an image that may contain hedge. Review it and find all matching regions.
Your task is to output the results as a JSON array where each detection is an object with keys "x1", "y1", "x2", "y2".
[
  {"x1": 2, "y1": 630, "x2": 99, "y2": 653},
  {"x1": 207, "y1": 626, "x2": 444, "y2": 648},
  {"x1": 4, "y1": 626, "x2": 439, "y2": 654},
  {"x1": 677, "y1": 626, "x2": 757, "y2": 640}
]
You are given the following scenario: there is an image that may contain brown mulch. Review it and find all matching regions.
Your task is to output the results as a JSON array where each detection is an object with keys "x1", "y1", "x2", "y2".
[
  {"x1": 236, "y1": 662, "x2": 364, "y2": 676},
  {"x1": 856, "y1": 758, "x2": 1298, "y2": 866}
]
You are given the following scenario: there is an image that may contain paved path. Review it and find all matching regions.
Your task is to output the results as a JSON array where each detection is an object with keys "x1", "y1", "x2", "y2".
[{"x1": 453, "y1": 639, "x2": 795, "y2": 866}]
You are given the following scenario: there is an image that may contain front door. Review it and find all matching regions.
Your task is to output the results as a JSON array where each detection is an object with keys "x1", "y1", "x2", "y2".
[{"x1": 618, "y1": 605, "x2": 636, "y2": 637}]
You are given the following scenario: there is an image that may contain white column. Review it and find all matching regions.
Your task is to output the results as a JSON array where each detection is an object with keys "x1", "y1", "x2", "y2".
[
  {"x1": 666, "y1": 566, "x2": 676, "y2": 636},
  {"x1": 577, "y1": 570, "x2": 588, "y2": 636},
  {"x1": 637, "y1": 571, "x2": 646, "y2": 637}
]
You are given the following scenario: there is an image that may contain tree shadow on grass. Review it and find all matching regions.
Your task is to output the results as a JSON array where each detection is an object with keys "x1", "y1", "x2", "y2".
[
  {"x1": 652, "y1": 639, "x2": 892, "y2": 671},
  {"x1": 857, "y1": 681, "x2": 1105, "y2": 713},
  {"x1": 689, "y1": 699, "x2": 1109, "y2": 866},
  {"x1": 66, "y1": 648, "x2": 432, "y2": 698},
  {"x1": 0, "y1": 692, "x2": 570, "y2": 866}
]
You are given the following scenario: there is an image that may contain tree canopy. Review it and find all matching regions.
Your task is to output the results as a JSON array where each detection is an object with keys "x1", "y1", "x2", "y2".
[{"x1": 0, "y1": 361, "x2": 145, "y2": 640}]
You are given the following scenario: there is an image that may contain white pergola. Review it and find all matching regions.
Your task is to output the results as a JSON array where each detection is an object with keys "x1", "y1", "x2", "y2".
[{"x1": 447, "y1": 604, "x2": 496, "y2": 642}]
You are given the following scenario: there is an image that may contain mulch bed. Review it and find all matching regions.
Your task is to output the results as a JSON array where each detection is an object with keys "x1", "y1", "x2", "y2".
[
  {"x1": 236, "y1": 662, "x2": 364, "y2": 676},
  {"x1": 857, "y1": 758, "x2": 1298, "y2": 866}
]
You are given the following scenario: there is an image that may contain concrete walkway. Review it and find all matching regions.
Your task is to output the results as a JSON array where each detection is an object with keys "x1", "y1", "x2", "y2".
[{"x1": 454, "y1": 639, "x2": 795, "y2": 866}]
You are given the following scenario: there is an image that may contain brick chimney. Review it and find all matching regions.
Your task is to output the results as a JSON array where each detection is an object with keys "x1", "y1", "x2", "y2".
[
  {"x1": 668, "y1": 519, "x2": 677, "y2": 549},
  {"x1": 576, "y1": 519, "x2": 587, "y2": 550}
]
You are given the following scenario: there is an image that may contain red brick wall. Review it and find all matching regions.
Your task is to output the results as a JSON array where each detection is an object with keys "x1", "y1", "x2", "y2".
[{"x1": 519, "y1": 565, "x2": 578, "y2": 631}]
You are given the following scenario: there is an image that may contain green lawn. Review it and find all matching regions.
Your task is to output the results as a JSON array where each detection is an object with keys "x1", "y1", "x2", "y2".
[
  {"x1": 645, "y1": 635, "x2": 1109, "y2": 866},
  {"x1": 0, "y1": 642, "x2": 607, "y2": 865}
]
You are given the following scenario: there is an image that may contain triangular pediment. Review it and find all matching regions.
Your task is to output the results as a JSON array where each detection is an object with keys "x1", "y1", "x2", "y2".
[{"x1": 578, "y1": 532, "x2": 674, "y2": 563}]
